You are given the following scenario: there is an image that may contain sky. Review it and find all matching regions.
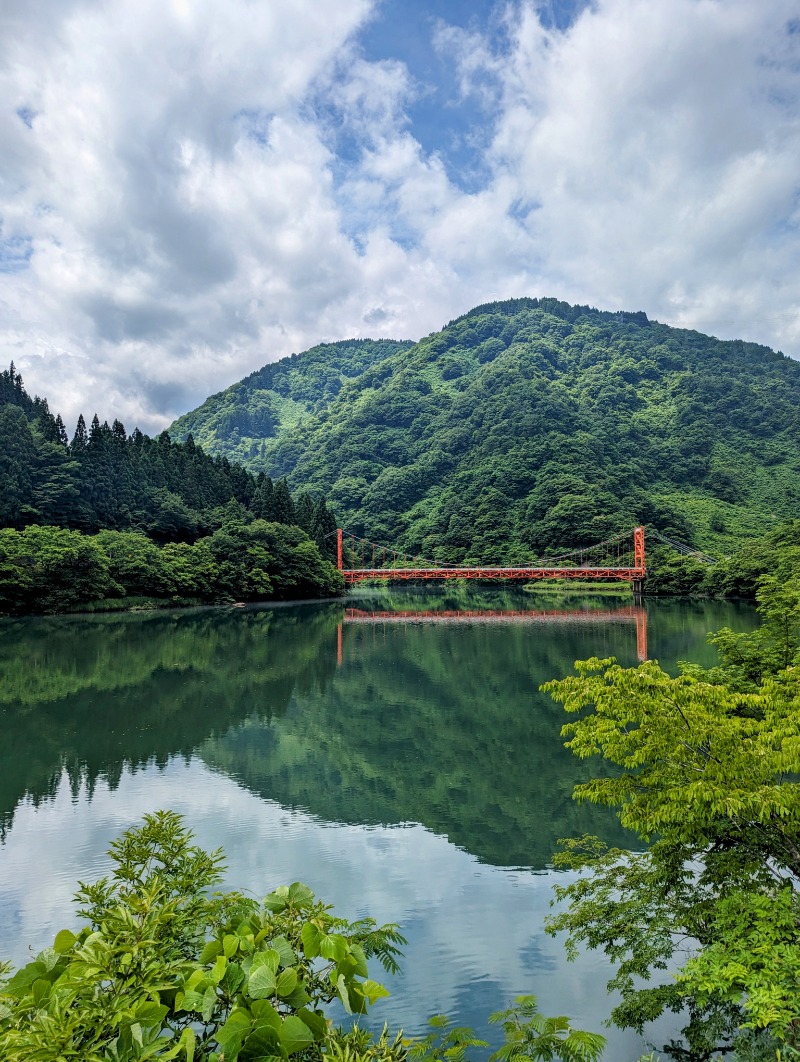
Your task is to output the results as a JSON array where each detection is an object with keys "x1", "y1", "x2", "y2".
[{"x1": 2, "y1": 0, "x2": 800, "y2": 435}]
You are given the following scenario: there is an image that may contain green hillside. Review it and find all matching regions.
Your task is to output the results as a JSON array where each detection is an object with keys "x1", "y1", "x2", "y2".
[
  {"x1": 170, "y1": 338, "x2": 414, "y2": 467},
  {"x1": 170, "y1": 299, "x2": 800, "y2": 560}
]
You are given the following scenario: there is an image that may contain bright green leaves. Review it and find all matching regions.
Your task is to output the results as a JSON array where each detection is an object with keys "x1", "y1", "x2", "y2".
[
  {"x1": 270, "y1": 936, "x2": 296, "y2": 968},
  {"x1": 300, "y1": 921, "x2": 325, "y2": 957},
  {"x1": 279, "y1": 1014, "x2": 315, "y2": 1054},
  {"x1": 205, "y1": 997, "x2": 322, "y2": 1061},
  {"x1": 0, "y1": 812, "x2": 615, "y2": 1062},
  {"x1": 543, "y1": 638, "x2": 800, "y2": 1054},
  {"x1": 247, "y1": 951, "x2": 282, "y2": 1000},
  {"x1": 408, "y1": 1014, "x2": 488, "y2": 1062},
  {"x1": 53, "y1": 928, "x2": 78, "y2": 954},
  {"x1": 0, "y1": 813, "x2": 402, "y2": 1062},
  {"x1": 679, "y1": 888, "x2": 800, "y2": 1035},
  {"x1": 215, "y1": 1008, "x2": 252, "y2": 1059},
  {"x1": 544, "y1": 656, "x2": 800, "y2": 843},
  {"x1": 487, "y1": 995, "x2": 605, "y2": 1062},
  {"x1": 264, "y1": 882, "x2": 316, "y2": 912}
]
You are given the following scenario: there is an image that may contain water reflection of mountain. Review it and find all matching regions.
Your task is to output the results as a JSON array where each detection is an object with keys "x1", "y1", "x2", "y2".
[
  {"x1": 0, "y1": 592, "x2": 754, "y2": 866},
  {"x1": 0, "y1": 605, "x2": 340, "y2": 835}
]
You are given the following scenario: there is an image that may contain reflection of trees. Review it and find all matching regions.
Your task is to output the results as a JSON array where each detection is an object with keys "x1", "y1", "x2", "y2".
[
  {"x1": 203, "y1": 607, "x2": 646, "y2": 868},
  {"x1": 0, "y1": 605, "x2": 341, "y2": 836},
  {"x1": 0, "y1": 592, "x2": 754, "y2": 867}
]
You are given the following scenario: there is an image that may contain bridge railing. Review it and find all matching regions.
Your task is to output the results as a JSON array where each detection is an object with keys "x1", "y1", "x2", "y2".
[{"x1": 335, "y1": 527, "x2": 647, "y2": 586}]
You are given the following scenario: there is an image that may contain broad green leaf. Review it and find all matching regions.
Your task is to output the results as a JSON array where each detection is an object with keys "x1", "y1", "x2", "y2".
[
  {"x1": 286, "y1": 882, "x2": 314, "y2": 907},
  {"x1": 335, "y1": 973, "x2": 351, "y2": 1014},
  {"x1": 221, "y1": 962, "x2": 246, "y2": 995},
  {"x1": 249, "y1": 964, "x2": 277, "y2": 1000},
  {"x1": 269, "y1": 935, "x2": 296, "y2": 968},
  {"x1": 215, "y1": 1008, "x2": 252, "y2": 1060},
  {"x1": 349, "y1": 944, "x2": 368, "y2": 978},
  {"x1": 276, "y1": 967, "x2": 298, "y2": 998},
  {"x1": 53, "y1": 929, "x2": 77, "y2": 955},
  {"x1": 4, "y1": 960, "x2": 48, "y2": 996},
  {"x1": 296, "y1": 1007, "x2": 328, "y2": 1039},
  {"x1": 242, "y1": 1025, "x2": 280, "y2": 1058},
  {"x1": 200, "y1": 940, "x2": 223, "y2": 964},
  {"x1": 300, "y1": 923, "x2": 322, "y2": 958},
  {"x1": 319, "y1": 934, "x2": 345, "y2": 961},
  {"x1": 36, "y1": 947, "x2": 59, "y2": 972},
  {"x1": 250, "y1": 999, "x2": 282, "y2": 1033},
  {"x1": 211, "y1": 954, "x2": 228, "y2": 984},
  {"x1": 281, "y1": 984, "x2": 311, "y2": 1009},
  {"x1": 177, "y1": 989, "x2": 206, "y2": 1014},
  {"x1": 184, "y1": 969, "x2": 209, "y2": 992},
  {"x1": 31, "y1": 978, "x2": 51, "y2": 1006},
  {"x1": 179, "y1": 1027, "x2": 196, "y2": 1062},
  {"x1": 133, "y1": 1001, "x2": 169, "y2": 1028},
  {"x1": 201, "y1": 984, "x2": 219, "y2": 1022},
  {"x1": 361, "y1": 979, "x2": 390, "y2": 1004},
  {"x1": 252, "y1": 949, "x2": 281, "y2": 975},
  {"x1": 279, "y1": 1015, "x2": 314, "y2": 1054},
  {"x1": 263, "y1": 887, "x2": 289, "y2": 913}
]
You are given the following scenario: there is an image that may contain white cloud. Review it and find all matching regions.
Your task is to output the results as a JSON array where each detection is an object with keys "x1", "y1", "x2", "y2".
[
  {"x1": 1, "y1": 0, "x2": 799, "y2": 433},
  {"x1": 484, "y1": 0, "x2": 800, "y2": 343}
]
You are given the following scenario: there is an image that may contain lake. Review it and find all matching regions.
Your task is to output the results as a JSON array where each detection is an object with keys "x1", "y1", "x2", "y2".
[{"x1": 0, "y1": 586, "x2": 757, "y2": 1059}]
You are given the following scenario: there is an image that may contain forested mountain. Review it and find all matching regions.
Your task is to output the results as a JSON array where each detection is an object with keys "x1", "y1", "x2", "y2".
[
  {"x1": 171, "y1": 299, "x2": 800, "y2": 561},
  {"x1": 171, "y1": 338, "x2": 414, "y2": 468}
]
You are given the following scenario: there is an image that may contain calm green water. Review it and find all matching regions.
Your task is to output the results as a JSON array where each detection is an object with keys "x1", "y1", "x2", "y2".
[{"x1": 0, "y1": 587, "x2": 757, "y2": 1058}]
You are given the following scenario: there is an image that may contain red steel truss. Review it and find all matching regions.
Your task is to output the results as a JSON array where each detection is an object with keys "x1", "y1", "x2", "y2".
[{"x1": 336, "y1": 527, "x2": 647, "y2": 588}]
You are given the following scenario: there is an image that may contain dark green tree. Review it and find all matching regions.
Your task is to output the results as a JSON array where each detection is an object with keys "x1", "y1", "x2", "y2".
[
  {"x1": 272, "y1": 478, "x2": 296, "y2": 525},
  {"x1": 295, "y1": 492, "x2": 315, "y2": 534},
  {"x1": 312, "y1": 497, "x2": 338, "y2": 561}
]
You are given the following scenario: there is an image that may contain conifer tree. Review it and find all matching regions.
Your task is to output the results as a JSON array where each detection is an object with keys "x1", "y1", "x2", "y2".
[
  {"x1": 312, "y1": 497, "x2": 337, "y2": 560},
  {"x1": 54, "y1": 415, "x2": 68, "y2": 446},
  {"x1": 252, "y1": 476, "x2": 275, "y2": 519},
  {"x1": 0, "y1": 406, "x2": 36, "y2": 527},
  {"x1": 71, "y1": 414, "x2": 88, "y2": 452},
  {"x1": 272, "y1": 478, "x2": 296, "y2": 525},
  {"x1": 295, "y1": 491, "x2": 315, "y2": 533}
]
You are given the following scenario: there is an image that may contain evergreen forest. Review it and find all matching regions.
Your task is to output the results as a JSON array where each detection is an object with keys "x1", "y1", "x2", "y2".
[{"x1": 0, "y1": 364, "x2": 342, "y2": 613}]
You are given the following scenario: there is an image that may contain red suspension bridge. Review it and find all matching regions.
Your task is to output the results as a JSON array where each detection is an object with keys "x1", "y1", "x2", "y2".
[{"x1": 336, "y1": 526, "x2": 647, "y2": 592}]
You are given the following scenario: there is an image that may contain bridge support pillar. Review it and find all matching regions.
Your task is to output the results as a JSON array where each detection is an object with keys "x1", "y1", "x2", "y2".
[{"x1": 632, "y1": 578, "x2": 645, "y2": 596}]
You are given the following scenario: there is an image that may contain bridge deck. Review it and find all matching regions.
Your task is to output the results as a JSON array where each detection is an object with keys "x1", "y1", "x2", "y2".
[{"x1": 342, "y1": 566, "x2": 646, "y2": 583}]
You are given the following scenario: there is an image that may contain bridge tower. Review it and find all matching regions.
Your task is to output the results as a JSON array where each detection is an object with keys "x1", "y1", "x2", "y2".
[{"x1": 632, "y1": 525, "x2": 646, "y2": 595}]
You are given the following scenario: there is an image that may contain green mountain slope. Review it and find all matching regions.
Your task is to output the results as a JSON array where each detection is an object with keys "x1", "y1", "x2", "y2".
[
  {"x1": 170, "y1": 299, "x2": 800, "y2": 559},
  {"x1": 170, "y1": 338, "x2": 414, "y2": 467}
]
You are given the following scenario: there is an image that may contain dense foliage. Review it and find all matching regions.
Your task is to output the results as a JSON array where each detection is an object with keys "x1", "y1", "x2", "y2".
[
  {"x1": 0, "y1": 364, "x2": 342, "y2": 612},
  {"x1": 543, "y1": 577, "x2": 800, "y2": 1059},
  {"x1": 0, "y1": 519, "x2": 343, "y2": 615},
  {"x1": 170, "y1": 299, "x2": 800, "y2": 563},
  {"x1": 645, "y1": 518, "x2": 800, "y2": 598},
  {"x1": 0, "y1": 812, "x2": 604, "y2": 1062}
]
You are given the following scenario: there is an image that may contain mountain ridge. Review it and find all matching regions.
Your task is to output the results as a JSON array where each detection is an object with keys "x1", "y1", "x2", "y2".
[{"x1": 169, "y1": 298, "x2": 800, "y2": 560}]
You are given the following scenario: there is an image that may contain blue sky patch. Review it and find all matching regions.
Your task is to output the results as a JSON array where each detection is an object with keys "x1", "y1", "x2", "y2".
[
  {"x1": 16, "y1": 106, "x2": 36, "y2": 128},
  {"x1": 0, "y1": 231, "x2": 33, "y2": 273}
]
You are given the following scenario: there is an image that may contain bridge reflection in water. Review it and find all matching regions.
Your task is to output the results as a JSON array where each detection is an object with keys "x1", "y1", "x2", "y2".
[{"x1": 337, "y1": 605, "x2": 648, "y2": 666}]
